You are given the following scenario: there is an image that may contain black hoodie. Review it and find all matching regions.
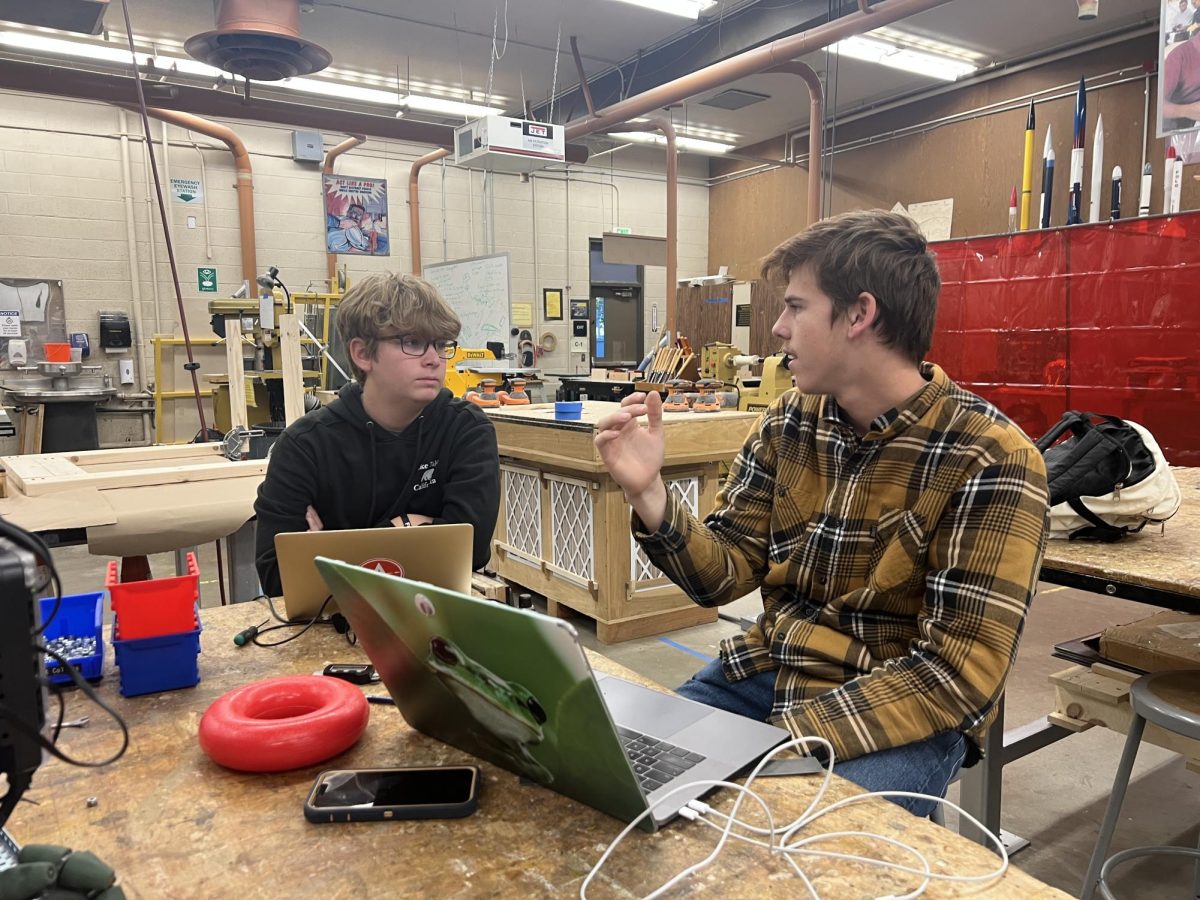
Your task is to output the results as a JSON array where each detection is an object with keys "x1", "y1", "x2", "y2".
[{"x1": 253, "y1": 382, "x2": 499, "y2": 597}]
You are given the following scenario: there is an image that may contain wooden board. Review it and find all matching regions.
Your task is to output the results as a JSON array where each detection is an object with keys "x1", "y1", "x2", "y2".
[
  {"x1": 487, "y1": 402, "x2": 756, "y2": 474},
  {"x1": 223, "y1": 318, "x2": 249, "y2": 431},
  {"x1": 58, "y1": 443, "x2": 227, "y2": 467},
  {"x1": 16, "y1": 404, "x2": 43, "y2": 455},
  {"x1": 1050, "y1": 664, "x2": 1200, "y2": 764},
  {"x1": 279, "y1": 312, "x2": 305, "y2": 425},
  {"x1": 2, "y1": 454, "x2": 266, "y2": 497}
]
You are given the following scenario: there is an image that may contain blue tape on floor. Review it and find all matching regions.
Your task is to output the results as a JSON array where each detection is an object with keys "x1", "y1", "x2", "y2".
[{"x1": 658, "y1": 637, "x2": 714, "y2": 662}]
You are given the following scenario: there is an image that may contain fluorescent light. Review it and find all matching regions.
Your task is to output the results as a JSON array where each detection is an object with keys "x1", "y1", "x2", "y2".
[
  {"x1": 607, "y1": 0, "x2": 716, "y2": 19},
  {"x1": 831, "y1": 34, "x2": 977, "y2": 81},
  {"x1": 281, "y1": 75, "x2": 401, "y2": 105},
  {"x1": 0, "y1": 29, "x2": 507, "y2": 119},
  {"x1": 401, "y1": 95, "x2": 505, "y2": 118},
  {"x1": 627, "y1": 116, "x2": 739, "y2": 144},
  {"x1": 0, "y1": 30, "x2": 137, "y2": 65},
  {"x1": 608, "y1": 131, "x2": 733, "y2": 154},
  {"x1": 151, "y1": 55, "x2": 224, "y2": 78}
]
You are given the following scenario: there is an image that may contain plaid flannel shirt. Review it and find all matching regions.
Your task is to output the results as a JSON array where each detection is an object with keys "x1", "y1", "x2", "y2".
[{"x1": 635, "y1": 363, "x2": 1049, "y2": 761}]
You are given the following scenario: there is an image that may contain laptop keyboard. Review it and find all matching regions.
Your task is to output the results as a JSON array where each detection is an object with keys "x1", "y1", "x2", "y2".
[{"x1": 617, "y1": 726, "x2": 706, "y2": 794}]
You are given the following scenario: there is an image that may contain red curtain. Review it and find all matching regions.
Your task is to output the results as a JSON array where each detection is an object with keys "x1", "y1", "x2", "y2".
[{"x1": 929, "y1": 213, "x2": 1200, "y2": 466}]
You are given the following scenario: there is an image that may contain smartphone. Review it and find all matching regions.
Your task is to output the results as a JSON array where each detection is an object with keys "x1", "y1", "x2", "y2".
[{"x1": 304, "y1": 766, "x2": 480, "y2": 823}]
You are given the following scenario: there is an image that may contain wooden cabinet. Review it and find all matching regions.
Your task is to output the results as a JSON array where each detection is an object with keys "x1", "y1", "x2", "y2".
[{"x1": 486, "y1": 402, "x2": 758, "y2": 642}]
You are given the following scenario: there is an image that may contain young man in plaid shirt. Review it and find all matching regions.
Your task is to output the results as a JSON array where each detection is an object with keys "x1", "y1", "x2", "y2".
[{"x1": 595, "y1": 209, "x2": 1050, "y2": 815}]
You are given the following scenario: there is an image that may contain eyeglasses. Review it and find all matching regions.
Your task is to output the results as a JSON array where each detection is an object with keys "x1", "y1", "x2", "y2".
[{"x1": 380, "y1": 336, "x2": 459, "y2": 359}]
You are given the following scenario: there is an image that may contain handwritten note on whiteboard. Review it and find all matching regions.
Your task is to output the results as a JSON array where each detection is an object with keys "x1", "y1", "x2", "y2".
[{"x1": 423, "y1": 252, "x2": 511, "y2": 349}]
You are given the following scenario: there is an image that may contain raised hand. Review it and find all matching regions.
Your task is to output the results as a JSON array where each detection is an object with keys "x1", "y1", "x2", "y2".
[{"x1": 594, "y1": 391, "x2": 668, "y2": 531}]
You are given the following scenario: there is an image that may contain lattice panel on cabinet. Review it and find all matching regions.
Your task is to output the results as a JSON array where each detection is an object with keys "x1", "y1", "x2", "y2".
[
  {"x1": 632, "y1": 476, "x2": 700, "y2": 583},
  {"x1": 502, "y1": 466, "x2": 541, "y2": 562},
  {"x1": 550, "y1": 475, "x2": 593, "y2": 582}
]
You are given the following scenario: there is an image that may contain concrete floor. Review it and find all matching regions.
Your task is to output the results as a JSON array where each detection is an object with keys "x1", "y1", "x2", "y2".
[{"x1": 45, "y1": 543, "x2": 1199, "y2": 898}]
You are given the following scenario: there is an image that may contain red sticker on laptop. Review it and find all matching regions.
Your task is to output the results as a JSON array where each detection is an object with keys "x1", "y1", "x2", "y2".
[{"x1": 359, "y1": 558, "x2": 405, "y2": 577}]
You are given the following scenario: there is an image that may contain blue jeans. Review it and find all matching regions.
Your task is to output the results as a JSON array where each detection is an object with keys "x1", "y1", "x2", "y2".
[{"x1": 677, "y1": 658, "x2": 967, "y2": 818}]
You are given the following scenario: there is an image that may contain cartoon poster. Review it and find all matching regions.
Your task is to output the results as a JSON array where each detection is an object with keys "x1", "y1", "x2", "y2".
[{"x1": 323, "y1": 174, "x2": 390, "y2": 256}]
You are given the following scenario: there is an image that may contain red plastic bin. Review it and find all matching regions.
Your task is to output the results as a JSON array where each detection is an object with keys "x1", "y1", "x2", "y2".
[{"x1": 105, "y1": 552, "x2": 201, "y2": 640}]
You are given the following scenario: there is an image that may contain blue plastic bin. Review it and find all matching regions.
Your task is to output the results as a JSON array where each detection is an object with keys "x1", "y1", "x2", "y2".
[
  {"x1": 112, "y1": 615, "x2": 202, "y2": 698},
  {"x1": 39, "y1": 592, "x2": 105, "y2": 685}
]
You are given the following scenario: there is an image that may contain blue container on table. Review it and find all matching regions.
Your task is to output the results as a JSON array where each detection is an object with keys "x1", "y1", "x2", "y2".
[
  {"x1": 112, "y1": 615, "x2": 203, "y2": 698},
  {"x1": 554, "y1": 401, "x2": 583, "y2": 420},
  {"x1": 39, "y1": 592, "x2": 105, "y2": 684}
]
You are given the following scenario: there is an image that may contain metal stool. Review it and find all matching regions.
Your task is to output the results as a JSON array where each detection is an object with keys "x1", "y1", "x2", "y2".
[{"x1": 1081, "y1": 669, "x2": 1200, "y2": 899}]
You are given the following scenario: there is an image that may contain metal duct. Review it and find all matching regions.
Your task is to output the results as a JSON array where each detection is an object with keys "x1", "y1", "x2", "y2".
[{"x1": 185, "y1": 0, "x2": 331, "y2": 81}]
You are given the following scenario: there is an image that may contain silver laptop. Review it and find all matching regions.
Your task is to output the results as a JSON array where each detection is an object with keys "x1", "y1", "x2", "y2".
[
  {"x1": 274, "y1": 524, "x2": 473, "y2": 620},
  {"x1": 314, "y1": 557, "x2": 789, "y2": 831}
]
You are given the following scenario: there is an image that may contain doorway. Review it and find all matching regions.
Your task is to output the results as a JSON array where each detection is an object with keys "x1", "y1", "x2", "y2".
[
  {"x1": 588, "y1": 237, "x2": 644, "y2": 368},
  {"x1": 591, "y1": 287, "x2": 642, "y2": 366}
]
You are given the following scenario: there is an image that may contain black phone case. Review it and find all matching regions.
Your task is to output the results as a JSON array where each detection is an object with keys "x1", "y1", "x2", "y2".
[{"x1": 303, "y1": 766, "x2": 480, "y2": 824}]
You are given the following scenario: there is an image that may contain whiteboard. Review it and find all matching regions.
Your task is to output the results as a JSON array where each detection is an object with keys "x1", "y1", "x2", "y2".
[{"x1": 423, "y1": 252, "x2": 511, "y2": 349}]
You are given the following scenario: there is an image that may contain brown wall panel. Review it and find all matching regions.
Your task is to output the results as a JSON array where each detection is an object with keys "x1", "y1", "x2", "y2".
[
  {"x1": 711, "y1": 35, "x2": 1167, "y2": 280},
  {"x1": 675, "y1": 283, "x2": 735, "y2": 351}
]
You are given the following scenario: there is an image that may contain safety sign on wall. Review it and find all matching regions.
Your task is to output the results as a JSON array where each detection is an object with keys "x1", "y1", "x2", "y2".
[{"x1": 171, "y1": 177, "x2": 204, "y2": 204}]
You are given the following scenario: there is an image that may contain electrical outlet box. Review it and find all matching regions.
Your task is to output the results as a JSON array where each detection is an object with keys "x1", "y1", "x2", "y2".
[
  {"x1": 118, "y1": 358, "x2": 135, "y2": 385},
  {"x1": 292, "y1": 130, "x2": 324, "y2": 163}
]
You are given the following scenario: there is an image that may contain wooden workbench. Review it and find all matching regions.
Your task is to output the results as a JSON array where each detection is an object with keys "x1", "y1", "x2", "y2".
[
  {"x1": 1039, "y1": 467, "x2": 1200, "y2": 612},
  {"x1": 485, "y1": 402, "x2": 759, "y2": 643},
  {"x1": 10, "y1": 602, "x2": 1067, "y2": 898}
]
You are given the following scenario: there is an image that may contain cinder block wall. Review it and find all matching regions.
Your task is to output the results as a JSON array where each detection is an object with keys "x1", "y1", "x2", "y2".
[{"x1": 0, "y1": 89, "x2": 709, "y2": 447}]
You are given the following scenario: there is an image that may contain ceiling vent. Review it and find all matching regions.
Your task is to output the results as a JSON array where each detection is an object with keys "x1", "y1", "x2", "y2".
[
  {"x1": 185, "y1": 0, "x2": 330, "y2": 81},
  {"x1": 698, "y1": 88, "x2": 770, "y2": 110},
  {"x1": 0, "y1": 0, "x2": 109, "y2": 35}
]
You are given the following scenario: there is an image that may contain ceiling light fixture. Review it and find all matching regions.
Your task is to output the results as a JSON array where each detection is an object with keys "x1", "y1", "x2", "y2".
[
  {"x1": 0, "y1": 29, "x2": 506, "y2": 120},
  {"x1": 831, "y1": 34, "x2": 978, "y2": 81},
  {"x1": 608, "y1": 131, "x2": 733, "y2": 154},
  {"x1": 606, "y1": 0, "x2": 718, "y2": 20},
  {"x1": 0, "y1": 30, "x2": 138, "y2": 65}
]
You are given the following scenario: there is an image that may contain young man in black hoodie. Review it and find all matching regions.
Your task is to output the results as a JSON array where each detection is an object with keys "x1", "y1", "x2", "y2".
[{"x1": 253, "y1": 272, "x2": 500, "y2": 598}]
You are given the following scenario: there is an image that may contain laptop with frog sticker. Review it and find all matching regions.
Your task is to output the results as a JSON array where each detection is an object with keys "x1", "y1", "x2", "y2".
[{"x1": 314, "y1": 556, "x2": 788, "y2": 831}]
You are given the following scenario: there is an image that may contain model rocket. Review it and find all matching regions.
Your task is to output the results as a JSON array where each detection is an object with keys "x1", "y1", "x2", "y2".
[
  {"x1": 1169, "y1": 145, "x2": 1184, "y2": 214},
  {"x1": 1138, "y1": 163, "x2": 1152, "y2": 217},
  {"x1": 1067, "y1": 77, "x2": 1086, "y2": 225},
  {"x1": 1110, "y1": 166, "x2": 1122, "y2": 220},
  {"x1": 1008, "y1": 186, "x2": 1018, "y2": 233},
  {"x1": 1040, "y1": 125, "x2": 1055, "y2": 229},
  {"x1": 1163, "y1": 146, "x2": 1176, "y2": 215},
  {"x1": 1088, "y1": 114, "x2": 1104, "y2": 223},
  {"x1": 1020, "y1": 99, "x2": 1036, "y2": 230}
]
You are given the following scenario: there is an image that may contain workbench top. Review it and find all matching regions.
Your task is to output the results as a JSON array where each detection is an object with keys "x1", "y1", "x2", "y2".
[{"x1": 9, "y1": 601, "x2": 1067, "y2": 898}]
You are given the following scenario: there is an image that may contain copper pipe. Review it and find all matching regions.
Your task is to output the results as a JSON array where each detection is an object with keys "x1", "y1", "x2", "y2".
[
  {"x1": 564, "y1": 0, "x2": 951, "y2": 140},
  {"x1": 772, "y1": 62, "x2": 825, "y2": 225},
  {"x1": 323, "y1": 133, "x2": 366, "y2": 288},
  {"x1": 603, "y1": 118, "x2": 677, "y2": 336},
  {"x1": 570, "y1": 36, "x2": 597, "y2": 118},
  {"x1": 408, "y1": 147, "x2": 450, "y2": 275},
  {"x1": 406, "y1": 0, "x2": 947, "y2": 301},
  {"x1": 143, "y1": 107, "x2": 257, "y2": 288}
]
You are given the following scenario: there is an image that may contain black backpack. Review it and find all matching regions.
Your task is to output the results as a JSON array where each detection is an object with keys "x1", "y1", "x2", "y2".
[{"x1": 1034, "y1": 412, "x2": 1181, "y2": 542}]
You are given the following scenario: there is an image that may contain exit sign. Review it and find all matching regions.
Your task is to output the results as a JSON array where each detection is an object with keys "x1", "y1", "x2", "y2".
[{"x1": 613, "y1": 226, "x2": 632, "y2": 235}]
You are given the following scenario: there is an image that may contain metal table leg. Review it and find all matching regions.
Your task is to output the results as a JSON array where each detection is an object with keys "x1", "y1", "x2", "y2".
[
  {"x1": 957, "y1": 695, "x2": 1075, "y2": 854},
  {"x1": 223, "y1": 518, "x2": 260, "y2": 603}
]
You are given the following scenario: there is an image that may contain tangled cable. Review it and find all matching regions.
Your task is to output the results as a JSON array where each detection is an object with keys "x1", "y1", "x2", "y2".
[{"x1": 581, "y1": 736, "x2": 1009, "y2": 900}]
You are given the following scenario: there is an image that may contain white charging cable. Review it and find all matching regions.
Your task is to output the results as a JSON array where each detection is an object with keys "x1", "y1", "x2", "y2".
[{"x1": 581, "y1": 735, "x2": 1009, "y2": 900}]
